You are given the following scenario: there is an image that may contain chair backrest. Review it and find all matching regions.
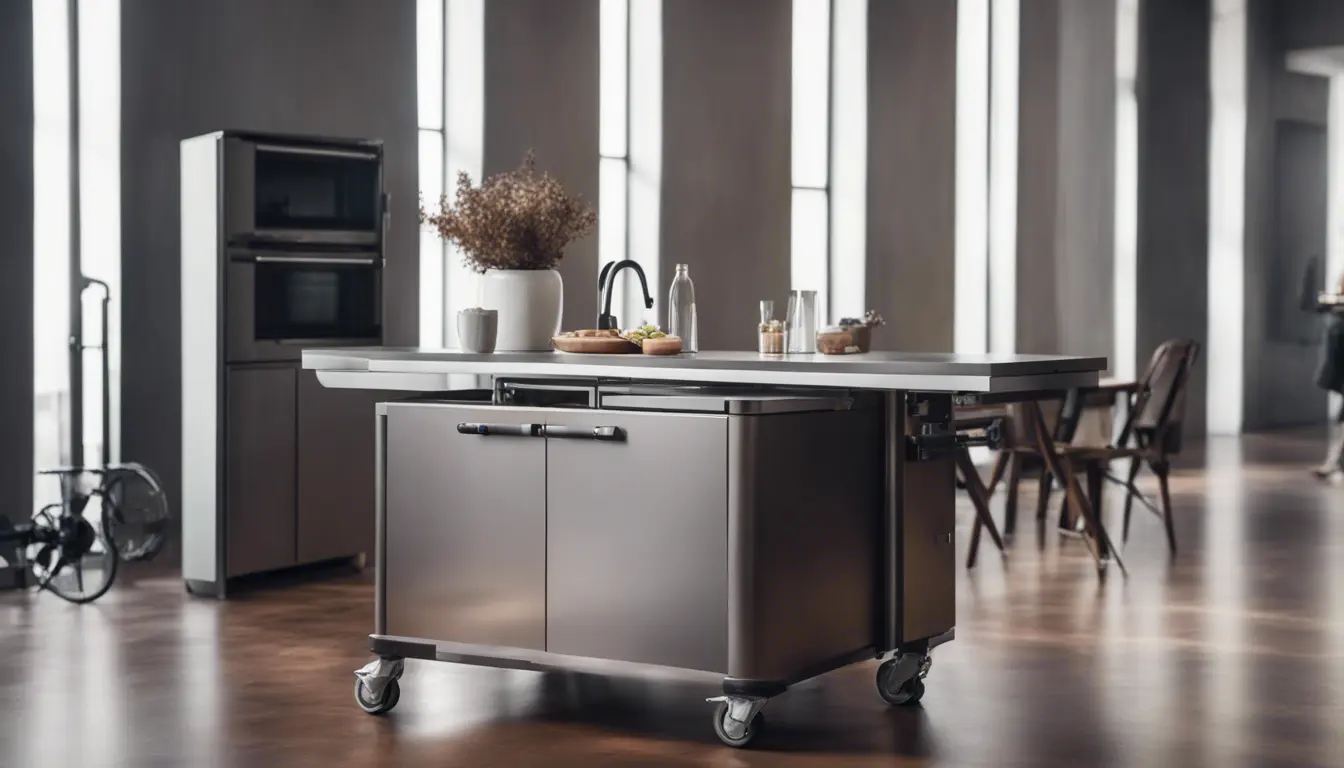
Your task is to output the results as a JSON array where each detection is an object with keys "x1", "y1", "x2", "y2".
[{"x1": 1121, "y1": 339, "x2": 1200, "y2": 454}]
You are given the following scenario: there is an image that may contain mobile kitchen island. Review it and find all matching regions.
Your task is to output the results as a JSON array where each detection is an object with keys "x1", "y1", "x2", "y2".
[{"x1": 304, "y1": 348, "x2": 1104, "y2": 748}]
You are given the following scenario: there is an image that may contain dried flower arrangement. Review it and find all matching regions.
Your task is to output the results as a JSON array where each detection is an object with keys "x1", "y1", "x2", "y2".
[{"x1": 419, "y1": 151, "x2": 597, "y2": 273}]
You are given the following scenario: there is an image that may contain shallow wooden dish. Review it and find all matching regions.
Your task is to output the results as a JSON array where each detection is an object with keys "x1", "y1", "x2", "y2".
[
  {"x1": 552, "y1": 335, "x2": 640, "y2": 354},
  {"x1": 640, "y1": 336, "x2": 683, "y2": 356}
]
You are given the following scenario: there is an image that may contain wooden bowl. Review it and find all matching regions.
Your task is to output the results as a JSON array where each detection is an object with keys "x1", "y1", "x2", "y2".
[
  {"x1": 552, "y1": 335, "x2": 640, "y2": 354},
  {"x1": 640, "y1": 336, "x2": 683, "y2": 356}
]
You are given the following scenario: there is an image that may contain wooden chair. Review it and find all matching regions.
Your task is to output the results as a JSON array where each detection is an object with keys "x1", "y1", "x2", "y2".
[
  {"x1": 1052, "y1": 339, "x2": 1200, "y2": 555},
  {"x1": 953, "y1": 406, "x2": 1008, "y2": 568}
]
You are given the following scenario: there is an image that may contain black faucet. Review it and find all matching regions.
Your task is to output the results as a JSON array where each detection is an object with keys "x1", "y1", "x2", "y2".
[{"x1": 597, "y1": 260, "x2": 654, "y2": 330}]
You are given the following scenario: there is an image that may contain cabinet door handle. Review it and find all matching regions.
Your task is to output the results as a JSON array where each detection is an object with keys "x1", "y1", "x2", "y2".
[
  {"x1": 541, "y1": 425, "x2": 626, "y2": 442},
  {"x1": 456, "y1": 422, "x2": 543, "y2": 437}
]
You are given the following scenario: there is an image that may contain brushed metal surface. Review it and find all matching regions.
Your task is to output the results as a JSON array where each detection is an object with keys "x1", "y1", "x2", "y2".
[
  {"x1": 545, "y1": 410, "x2": 729, "y2": 673},
  {"x1": 384, "y1": 403, "x2": 547, "y2": 650},
  {"x1": 225, "y1": 366, "x2": 298, "y2": 578},
  {"x1": 726, "y1": 409, "x2": 882, "y2": 681},
  {"x1": 296, "y1": 369, "x2": 387, "y2": 564},
  {"x1": 900, "y1": 395, "x2": 957, "y2": 643},
  {"x1": 374, "y1": 411, "x2": 387, "y2": 635},
  {"x1": 882, "y1": 392, "x2": 904, "y2": 651},
  {"x1": 180, "y1": 133, "x2": 222, "y2": 585},
  {"x1": 302, "y1": 347, "x2": 1106, "y2": 394},
  {"x1": 600, "y1": 393, "x2": 851, "y2": 414}
]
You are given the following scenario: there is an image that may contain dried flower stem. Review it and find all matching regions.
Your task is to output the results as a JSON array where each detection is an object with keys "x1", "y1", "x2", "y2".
[{"x1": 419, "y1": 151, "x2": 597, "y2": 272}]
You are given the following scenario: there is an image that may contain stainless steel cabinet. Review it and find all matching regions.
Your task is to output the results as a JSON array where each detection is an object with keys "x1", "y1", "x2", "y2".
[
  {"x1": 296, "y1": 370, "x2": 380, "y2": 565},
  {"x1": 546, "y1": 411, "x2": 729, "y2": 673},
  {"x1": 384, "y1": 404, "x2": 547, "y2": 650},
  {"x1": 226, "y1": 367, "x2": 297, "y2": 578}
]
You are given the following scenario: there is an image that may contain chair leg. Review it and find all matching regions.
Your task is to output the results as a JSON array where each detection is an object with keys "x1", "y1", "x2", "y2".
[
  {"x1": 957, "y1": 449, "x2": 1005, "y2": 568},
  {"x1": 1121, "y1": 456, "x2": 1142, "y2": 542},
  {"x1": 1085, "y1": 460, "x2": 1108, "y2": 560},
  {"x1": 1004, "y1": 453, "x2": 1023, "y2": 537},
  {"x1": 1035, "y1": 466, "x2": 1053, "y2": 522},
  {"x1": 986, "y1": 451, "x2": 1010, "y2": 495},
  {"x1": 1155, "y1": 461, "x2": 1177, "y2": 556}
]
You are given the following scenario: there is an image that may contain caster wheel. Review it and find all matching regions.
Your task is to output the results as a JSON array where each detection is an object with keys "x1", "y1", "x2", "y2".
[
  {"x1": 712, "y1": 701, "x2": 764, "y2": 748},
  {"x1": 876, "y1": 660, "x2": 926, "y2": 706},
  {"x1": 355, "y1": 678, "x2": 400, "y2": 715}
]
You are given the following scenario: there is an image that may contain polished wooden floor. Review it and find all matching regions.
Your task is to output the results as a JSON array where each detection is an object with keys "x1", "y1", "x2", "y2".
[{"x1": 3, "y1": 431, "x2": 1344, "y2": 767}]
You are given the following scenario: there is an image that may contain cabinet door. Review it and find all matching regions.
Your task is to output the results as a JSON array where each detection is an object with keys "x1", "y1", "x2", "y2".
[
  {"x1": 296, "y1": 370, "x2": 382, "y2": 564},
  {"x1": 546, "y1": 411, "x2": 728, "y2": 672},
  {"x1": 384, "y1": 403, "x2": 547, "y2": 649},
  {"x1": 226, "y1": 367, "x2": 297, "y2": 577}
]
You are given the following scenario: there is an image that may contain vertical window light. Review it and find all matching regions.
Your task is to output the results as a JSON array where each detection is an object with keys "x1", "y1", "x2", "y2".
[
  {"x1": 1207, "y1": 0, "x2": 1246, "y2": 435},
  {"x1": 791, "y1": 0, "x2": 830, "y2": 322},
  {"x1": 417, "y1": 0, "x2": 445, "y2": 347},
  {"x1": 1114, "y1": 0, "x2": 1139, "y2": 380},
  {"x1": 444, "y1": 0, "x2": 485, "y2": 348},
  {"x1": 987, "y1": 0, "x2": 1018, "y2": 355},
  {"x1": 599, "y1": 0, "x2": 631, "y2": 318},
  {"x1": 627, "y1": 0, "x2": 662, "y2": 326},
  {"x1": 418, "y1": 129, "x2": 445, "y2": 347},
  {"x1": 829, "y1": 0, "x2": 867, "y2": 324},
  {"x1": 78, "y1": 0, "x2": 121, "y2": 466},
  {"x1": 955, "y1": 0, "x2": 990, "y2": 354},
  {"x1": 33, "y1": 0, "x2": 72, "y2": 503}
]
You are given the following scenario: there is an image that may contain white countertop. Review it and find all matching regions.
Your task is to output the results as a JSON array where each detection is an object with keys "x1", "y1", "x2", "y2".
[{"x1": 303, "y1": 347, "x2": 1105, "y2": 394}]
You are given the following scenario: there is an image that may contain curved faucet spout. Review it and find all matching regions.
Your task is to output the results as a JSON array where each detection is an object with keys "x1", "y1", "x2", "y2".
[{"x1": 597, "y1": 260, "x2": 654, "y2": 330}]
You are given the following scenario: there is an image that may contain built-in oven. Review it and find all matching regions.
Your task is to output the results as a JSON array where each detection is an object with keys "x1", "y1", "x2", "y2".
[
  {"x1": 227, "y1": 252, "x2": 382, "y2": 362},
  {"x1": 223, "y1": 136, "x2": 384, "y2": 247}
]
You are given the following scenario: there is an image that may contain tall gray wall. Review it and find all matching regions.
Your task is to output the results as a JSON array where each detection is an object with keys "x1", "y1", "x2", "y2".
[
  {"x1": 661, "y1": 0, "x2": 792, "y2": 350},
  {"x1": 120, "y1": 0, "x2": 418, "y2": 533},
  {"x1": 484, "y1": 0, "x2": 599, "y2": 332},
  {"x1": 1242, "y1": 0, "x2": 1330, "y2": 430},
  {"x1": 1136, "y1": 0, "x2": 1211, "y2": 434},
  {"x1": 866, "y1": 0, "x2": 958, "y2": 352},
  {"x1": 1016, "y1": 0, "x2": 1117, "y2": 362},
  {"x1": 1277, "y1": 0, "x2": 1344, "y2": 49},
  {"x1": 0, "y1": 2, "x2": 34, "y2": 524}
]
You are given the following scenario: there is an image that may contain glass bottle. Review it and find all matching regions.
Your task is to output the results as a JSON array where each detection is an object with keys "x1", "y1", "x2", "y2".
[{"x1": 668, "y1": 264, "x2": 698, "y2": 352}]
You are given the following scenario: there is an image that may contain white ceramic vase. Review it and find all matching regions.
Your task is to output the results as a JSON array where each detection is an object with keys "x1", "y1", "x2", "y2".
[{"x1": 479, "y1": 269, "x2": 564, "y2": 351}]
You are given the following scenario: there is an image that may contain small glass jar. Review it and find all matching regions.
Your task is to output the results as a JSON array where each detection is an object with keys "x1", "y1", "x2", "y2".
[
  {"x1": 758, "y1": 300, "x2": 785, "y2": 354},
  {"x1": 759, "y1": 321, "x2": 785, "y2": 355}
]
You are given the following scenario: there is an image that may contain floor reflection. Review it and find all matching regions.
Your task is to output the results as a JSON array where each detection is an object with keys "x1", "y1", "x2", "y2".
[{"x1": 1, "y1": 430, "x2": 1342, "y2": 766}]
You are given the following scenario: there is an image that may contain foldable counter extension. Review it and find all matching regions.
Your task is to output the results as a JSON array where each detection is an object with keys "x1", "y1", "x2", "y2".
[{"x1": 304, "y1": 348, "x2": 1105, "y2": 749}]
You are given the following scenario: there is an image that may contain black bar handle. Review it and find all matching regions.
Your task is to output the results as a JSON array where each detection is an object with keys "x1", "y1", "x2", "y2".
[
  {"x1": 541, "y1": 425, "x2": 625, "y2": 442},
  {"x1": 956, "y1": 418, "x2": 1004, "y2": 450},
  {"x1": 456, "y1": 423, "x2": 542, "y2": 438}
]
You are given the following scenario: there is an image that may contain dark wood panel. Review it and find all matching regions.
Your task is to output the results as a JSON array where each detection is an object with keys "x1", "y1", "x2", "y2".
[
  {"x1": 866, "y1": 0, "x2": 958, "y2": 352},
  {"x1": 484, "y1": 0, "x2": 600, "y2": 333},
  {"x1": 296, "y1": 370, "x2": 386, "y2": 564},
  {"x1": 226, "y1": 366, "x2": 297, "y2": 577},
  {"x1": 661, "y1": 0, "x2": 792, "y2": 349},
  {"x1": 0, "y1": 1, "x2": 33, "y2": 534},
  {"x1": 120, "y1": 0, "x2": 418, "y2": 549}
]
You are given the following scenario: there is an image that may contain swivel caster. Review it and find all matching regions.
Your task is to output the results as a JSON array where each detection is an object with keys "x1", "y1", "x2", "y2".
[
  {"x1": 354, "y1": 656, "x2": 405, "y2": 716},
  {"x1": 354, "y1": 677, "x2": 400, "y2": 715},
  {"x1": 707, "y1": 696, "x2": 767, "y2": 748},
  {"x1": 876, "y1": 653, "x2": 930, "y2": 706}
]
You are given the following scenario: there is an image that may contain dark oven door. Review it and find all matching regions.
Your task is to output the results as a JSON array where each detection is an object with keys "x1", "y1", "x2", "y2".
[
  {"x1": 227, "y1": 253, "x2": 382, "y2": 363},
  {"x1": 224, "y1": 138, "x2": 381, "y2": 247}
]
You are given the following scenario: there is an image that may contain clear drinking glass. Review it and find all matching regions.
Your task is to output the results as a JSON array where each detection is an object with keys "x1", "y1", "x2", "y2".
[
  {"x1": 786, "y1": 290, "x2": 818, "y2": 353},
  {"x1": 668, "y1": 264, "x2": 698, "y2": 352}
]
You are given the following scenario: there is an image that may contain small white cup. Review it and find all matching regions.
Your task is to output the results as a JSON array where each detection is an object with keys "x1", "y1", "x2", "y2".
[{"x1": 457, "y1": 308, "x2": 498, "y2": 353}]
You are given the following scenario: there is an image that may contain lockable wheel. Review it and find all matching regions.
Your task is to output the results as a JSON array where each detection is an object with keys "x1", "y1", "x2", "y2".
[
  {"x1": 711, "y1": 700, "x2": 764, "y2": 748},
  {"x1": 354, "y1": 677, "x2": 400, "y2": 715},
  {"x1": 876, "y1": 656, "x2": 927, "y2": 706}
]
